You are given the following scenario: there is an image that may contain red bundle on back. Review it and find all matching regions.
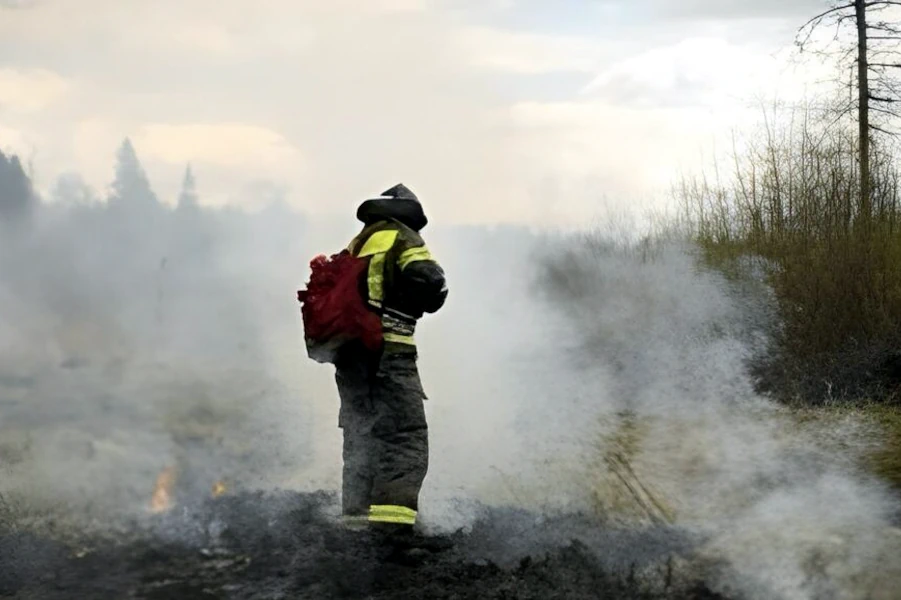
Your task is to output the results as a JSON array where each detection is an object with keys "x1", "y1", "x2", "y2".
[{"x1": 297, "y1": 250, "x2": 383, "y2": 363}]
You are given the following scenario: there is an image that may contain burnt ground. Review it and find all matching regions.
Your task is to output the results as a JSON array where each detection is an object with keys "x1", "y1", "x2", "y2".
[{"x1": 0, "y1": 490, "x2": 729, "y2": 600}]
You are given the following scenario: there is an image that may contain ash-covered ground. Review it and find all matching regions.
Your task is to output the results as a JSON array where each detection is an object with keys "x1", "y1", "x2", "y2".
[{"x1": 0, "y1": 489, "x2": 725, "y2": 600}]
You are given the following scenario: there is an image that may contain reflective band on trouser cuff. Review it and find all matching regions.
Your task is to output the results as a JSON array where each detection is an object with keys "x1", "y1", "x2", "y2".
[
  {"x1": 369, "y1": 505, "x2": 417, "y2": 525},
  {"x1": 398, "y1": 246, "x2": 432, "y2": 270},
  {"x1": 341, "y1": 515, "x2": 370, "y2": 529},
  {"x1": 383, "y1": 333, "x2": 415, "y2": 345}
]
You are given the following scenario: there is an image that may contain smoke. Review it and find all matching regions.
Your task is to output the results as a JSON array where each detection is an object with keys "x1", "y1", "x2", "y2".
[
  {"x1": 0, "y1": 166, "x2": 322, "y2": 521},
  {"x1": 2, "y1": 148, "x2": 901, "y2": 599},
  {"x1": 520, "y1": 234, "x2": 901, "y2": 599}
]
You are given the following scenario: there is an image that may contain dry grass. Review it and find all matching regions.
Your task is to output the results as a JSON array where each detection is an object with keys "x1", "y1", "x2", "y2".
[
  {"x1": 587, "y1": 412, "x2": 677, "y2": 526},
  {"x1": 868, "y1": 405, "x2": 901, "y2": 489},
  {"x1": 790, "y1": 401, "x2": 901, "y2": 491},
  {"x1": 675, "y1": 104, "x2": 901, "y2": 402}
]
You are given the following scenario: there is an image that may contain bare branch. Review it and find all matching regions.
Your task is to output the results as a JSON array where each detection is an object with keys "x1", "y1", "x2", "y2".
[
  {"x1": 797, "y1": 3, "x2": 856, "y2": 49},
  {"x1": 871, "y1": 93, "x2": 899, "y2": 102},
  {"x1": 870, "y1": 122, "x2": 898, "y2": 135},
  {"x1": 870, "y1": 105, "x2": 901, "y2": 118},
  {"x1": 874, "y1": 76, "x2": 901, "y2": 92},
  {"x1": 868, "y1": 22, "x2": 901, "y2": 33},
  {"x1": 869, "y1": 48, "x2": 901, "y2": 58},
  {"x1": 801, "y1": 3, "x2": 855, "y2": 30},
  {"x1": 814, "y1": 101, "x2": 859, "y2": 144},
  {"x1": 836, "y1": 100, "x2": 860, "y2": 116}
]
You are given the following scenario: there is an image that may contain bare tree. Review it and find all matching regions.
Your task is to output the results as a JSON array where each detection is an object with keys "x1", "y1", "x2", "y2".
[{"x1": 797, "y1": 1, "x2": 901, "y2": 225}]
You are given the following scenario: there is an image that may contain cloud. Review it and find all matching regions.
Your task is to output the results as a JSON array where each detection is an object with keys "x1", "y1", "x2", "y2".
[
  {"x1": 582, "y1": 36, "x2": 836, "y2": 111},
  {"x1": 453, "y1": 26, "x2": 613, "y2": 74},
  {"x1": 0, "y1": 68, "x2": 69, "y2": 113},
  {"x1": 123, "y1": 16, "x2": 318, "y2": 59},
  {"x1": 135, "y1": 123, "x2": 303, "y2": 172},
  {"x1": 645, "y1": 0, "x2": 825, "y2": 20},
  {"x1": 508, "y1": 100, "x2": 723, "y2": 189},
  {"x1": 582, "y1": 38, "x2": 775, "y2": 108},
  {"x1": 0, "y1": 126, "x2": 30, "y2": 154},
  {"x1": 0, "y1": 0, "x2": 426, "y2": 39},
  {"x1": 168, "y1": 23, "x2": 242, "y2": 56},
  {"x1": 0, "y1": 0, "x2": 839, "y2": 227},
  {"x1": 0, "y1": 0, "x2": 39, "y2": 8},
  {"x1": 370, "y1": 0, "x2": 426, "y2": 11}
]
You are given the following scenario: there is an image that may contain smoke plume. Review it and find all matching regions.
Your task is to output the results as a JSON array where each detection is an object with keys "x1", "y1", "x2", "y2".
[{"x1": 1, "y1": 144, "x2": 900, "y2": 599}]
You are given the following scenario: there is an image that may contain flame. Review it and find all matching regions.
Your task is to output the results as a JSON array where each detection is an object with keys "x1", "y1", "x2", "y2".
[
  {"x1": 212, "y1": 480, "x2": 227, "y2": 498},
  {"x1": 150, "y1": 466, "x2": 176, "y2": 513}
]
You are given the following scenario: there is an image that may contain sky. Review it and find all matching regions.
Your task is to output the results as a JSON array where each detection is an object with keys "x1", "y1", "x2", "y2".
[{"x1": 0, "y1": 0, "x2": 835, "y2": 227}]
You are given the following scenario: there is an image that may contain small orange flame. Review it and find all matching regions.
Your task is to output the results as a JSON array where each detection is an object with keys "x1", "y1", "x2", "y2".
[
  {"x1": 212, "y1": 480, "x2": 227, "y2": 498},
  {"x1": 150, "y1": 466, "x2": 176, "y2": 513}
]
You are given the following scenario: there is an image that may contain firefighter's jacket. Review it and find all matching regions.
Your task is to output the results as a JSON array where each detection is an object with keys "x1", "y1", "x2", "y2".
[{"x1": 346, "y1": 218, "x2": 447, "y2": 348}]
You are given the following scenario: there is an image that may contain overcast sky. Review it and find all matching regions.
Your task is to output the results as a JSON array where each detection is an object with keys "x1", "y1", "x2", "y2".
[{"x1": 0, "y1": 0, "x2": 832, "y2": 227}]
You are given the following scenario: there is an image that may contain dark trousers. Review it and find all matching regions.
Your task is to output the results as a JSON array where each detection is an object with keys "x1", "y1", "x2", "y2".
[{"x1": 334, "y1": 343, "x2": 429, "y2": 517}]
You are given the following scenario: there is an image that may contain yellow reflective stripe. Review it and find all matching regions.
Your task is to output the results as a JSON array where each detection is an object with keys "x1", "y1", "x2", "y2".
[
  {"x1": 341, "y1": 515, "x2": 370, "y2": 528},
  {"x1": 369, "y1": 514, "x2": 415, "y2": 525},
  {"x1": 355, "y1": 230, "x2": 398, "y2": 306},
  {"x1": 342, "y1": 514, "x2": 369, "y2": 522},
  {"x1": 357, "y1": 230, "x2": 398, "y2": 258},
  {"x1": 369, "y1": 505, "x2": 417, "y2": 525},
  {"x1": 368, "y1": 252, "x2": 387, "y2": 305},
  {"x1": 398, "y1": 246, "x2": 432, "y2": 270},
  {"x1": 383, "y1": 333, "x2": 415, "y2": 345}
]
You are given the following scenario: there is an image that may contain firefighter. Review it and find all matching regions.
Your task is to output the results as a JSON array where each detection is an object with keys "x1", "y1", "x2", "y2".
[{"x1": 334, "y1": 183, "x2": 448, "y2": 531}]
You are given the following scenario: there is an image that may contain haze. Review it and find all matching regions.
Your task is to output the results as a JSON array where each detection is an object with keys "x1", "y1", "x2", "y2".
[
  {"x1": 1, "y1": 0, "x2": 828, "y2": 228},
  {"x1": 6, "y1": 3, "x2": 901, "y2": 599}
]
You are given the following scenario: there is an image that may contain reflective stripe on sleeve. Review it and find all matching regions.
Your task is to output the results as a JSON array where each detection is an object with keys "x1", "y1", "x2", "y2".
[{"x1": 398, "y1": 246, "x2": 432, "y2": 270}]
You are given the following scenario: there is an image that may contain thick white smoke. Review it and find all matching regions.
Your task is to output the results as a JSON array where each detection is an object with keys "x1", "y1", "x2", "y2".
[
  {"x1": 0, "y1": 197, "x2": 319, "y2": 521},
  {"x1": 2, "y1": 176, "x2": 901, "y2": 600},
  {"x1": 435, "y1": 232, "x2": 901, "y2": 600},
  {"x1": 288, "y1": 220, "x2": 901, "y2": 599}
]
